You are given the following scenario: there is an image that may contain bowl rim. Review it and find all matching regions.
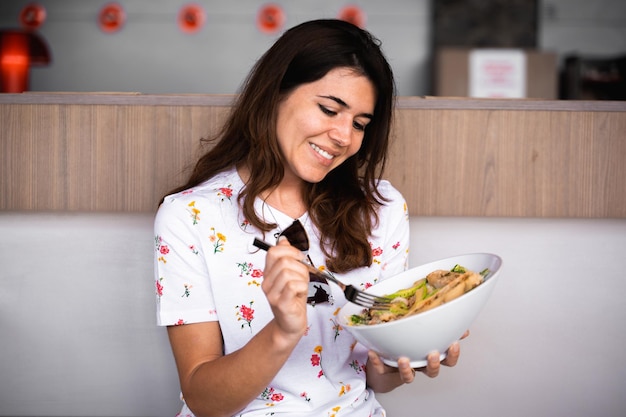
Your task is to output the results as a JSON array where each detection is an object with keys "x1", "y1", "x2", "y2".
[{"x1": 338, "y1": 252, "x2": 503, "y2": 329}]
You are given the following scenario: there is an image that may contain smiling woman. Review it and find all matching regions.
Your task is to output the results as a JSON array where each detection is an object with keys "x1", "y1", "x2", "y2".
[
  {"x1": 274, "y1": 67, "x2": 375, "y2": 186},
  {"x1": 153, "y1": 19, "x2": 462, "y2": 417}
]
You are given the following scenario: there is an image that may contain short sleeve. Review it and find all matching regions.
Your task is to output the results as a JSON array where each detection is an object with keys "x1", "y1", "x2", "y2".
[
  {"x1": 154, "y1": 197, "x2": 218, "y2": 326},
  {"x1": 375, "y1": 180, "x2": 410, "y2": 280}
]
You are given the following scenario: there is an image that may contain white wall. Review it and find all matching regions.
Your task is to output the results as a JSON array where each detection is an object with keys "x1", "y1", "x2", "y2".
[
  {"x1": 539, "y1": 0, "x2": 626, "y2": 61},
  {"x1": 1, "y1": 213, "x2": 625, "y2": 416},
  {"x1": 0, "y1": 0, "x2": 431, "y2": 96},
  {"x1": 1, "y1": 0, "x2": 625, "y2": 96}
]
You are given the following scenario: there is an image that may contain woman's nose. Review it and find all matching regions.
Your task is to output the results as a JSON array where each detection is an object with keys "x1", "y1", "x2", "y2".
[{"x1": 329, "y1": 118, "x2": 352, "y2": 146}]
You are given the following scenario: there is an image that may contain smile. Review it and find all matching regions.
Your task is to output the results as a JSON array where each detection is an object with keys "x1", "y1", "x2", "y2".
[{"x1": 310, "y1": 143, "x2": 334, "y2": 160}]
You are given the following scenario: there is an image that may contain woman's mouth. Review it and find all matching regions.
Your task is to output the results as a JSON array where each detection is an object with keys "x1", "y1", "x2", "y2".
[{"x1": 310, "y1": 143, "x2": 334, "y2": 160}]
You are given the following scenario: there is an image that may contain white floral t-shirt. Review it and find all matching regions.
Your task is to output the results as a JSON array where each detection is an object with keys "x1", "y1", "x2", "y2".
[{"x1": 154, "y1": 167, "x2": 409, "y2": 417}]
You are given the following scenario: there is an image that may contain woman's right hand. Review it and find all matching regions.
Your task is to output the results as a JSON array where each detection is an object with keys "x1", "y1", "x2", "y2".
[{"x1": 261, "y1": 236, "x2": 310, "y2": 341}]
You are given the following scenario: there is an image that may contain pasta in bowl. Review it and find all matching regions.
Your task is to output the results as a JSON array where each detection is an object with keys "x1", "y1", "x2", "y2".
[{"x1": 338, "y1": 253, "x2": 503, "y2": 367}]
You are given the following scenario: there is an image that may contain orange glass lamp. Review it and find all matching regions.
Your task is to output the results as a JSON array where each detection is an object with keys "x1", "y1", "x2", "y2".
[{"x1": 0, "y1": 29, "x2": 51, "y2": 93}]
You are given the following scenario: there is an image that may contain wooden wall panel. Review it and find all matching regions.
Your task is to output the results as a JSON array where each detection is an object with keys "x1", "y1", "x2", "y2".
[
  {"x1": 1, "y1": 99, "x2": 231, "y2": 211},
  {"x1": 1, "y1": 94, "x2": 624, "y2": 217},
  {"x1": 387, "y1": 108, "x2": 626, "y2": 217}
]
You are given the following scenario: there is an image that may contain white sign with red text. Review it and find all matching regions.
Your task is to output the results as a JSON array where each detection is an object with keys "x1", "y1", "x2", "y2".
[{"x1": 469, "y1": 49, "x2": 526, "y2": 98}]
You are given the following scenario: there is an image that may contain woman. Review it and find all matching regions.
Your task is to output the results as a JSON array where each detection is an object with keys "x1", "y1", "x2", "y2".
[{"x1": 154, "y1": 19, "x2": 463, "y2": 417}]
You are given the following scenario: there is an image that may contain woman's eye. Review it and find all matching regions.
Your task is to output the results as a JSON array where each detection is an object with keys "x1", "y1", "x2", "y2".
[
  {"x1": 353, "y1": 121, "x2": 365, "y2": 131},
  {"x1": 319, "y1": 104, "x2": 336, "y2": 116}
]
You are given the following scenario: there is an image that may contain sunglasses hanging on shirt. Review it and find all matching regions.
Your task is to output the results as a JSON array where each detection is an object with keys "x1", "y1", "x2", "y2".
[{"x1": 277, "y1": 220, "x2": 332, "y2": 306}]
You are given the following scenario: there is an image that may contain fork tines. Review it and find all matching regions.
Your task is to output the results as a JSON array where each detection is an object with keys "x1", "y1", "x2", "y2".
[{"x1": 344, "y1": 286, "x2": 391, "y2": 310}]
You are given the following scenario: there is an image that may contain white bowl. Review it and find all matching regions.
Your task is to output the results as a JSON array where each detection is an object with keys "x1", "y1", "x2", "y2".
[{"x1": 339, "y1": 253, "x2": 503, "y2": 367}]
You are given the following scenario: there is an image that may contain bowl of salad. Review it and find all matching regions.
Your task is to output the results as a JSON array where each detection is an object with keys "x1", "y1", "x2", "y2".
[{"x1": 338, "y1": 253, "x2": 503, "y2": 367}]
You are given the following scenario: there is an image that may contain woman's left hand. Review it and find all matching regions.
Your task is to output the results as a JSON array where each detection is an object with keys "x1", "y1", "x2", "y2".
[{"x1": 366, "y1": 330, "x2": 469, "y2": 392}]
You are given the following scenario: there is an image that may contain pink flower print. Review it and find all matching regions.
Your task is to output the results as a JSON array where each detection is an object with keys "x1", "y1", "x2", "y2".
[
  {"x1": 181, "y1": 284, "x2": 192, "y2": 298},
  {"x1": 187, "y1": 201, "x2": 200, "y2": 225},
  {"x1": 300, "y1": 392, "x2": 311, "y2": 402},
  {"x1": 217, "y1": 185, "x2": 234, "y2": 201},
  {"x1": 349, "y1": 359, "x2": 365, "y2": 374},
  {"x1": 240, "y1": 218, "x2": 250, "y2": 230},
  {"x1": 175, "y1": 319, "x2": 185, "y2": 326},
  {"x1": 155, "y1": 278, "x2": 164, "y2": 297},
  {"x1": 182, "y1": 189, "x2": 194, "y2": 196},
  {"x1": 311, "y1": 354, "x2": 321, "y2": 367},
  {"x1": 236, "y1": 301, "x2": 255, "y2": 331},
  {"x1": 155, "y1": 235, "x2": 168, "y2": 264},
  {"x1": 370, "y1": 243, "x2": 383, "y2": 265},
  {"x1": 209, "y1": 228, "x2": 226, "y2": 253},
  {"x1": 260, "y1": 387, "x2": 285, "y2": 407},
  {"x1": 237, "y1": 262, "x2": 253, "y2": 277},
  {"x1": 392, "y1": 241, "x2": 400, "y2": 250},
  {"x1": 311, "y1": 345, "x2": 325, "y2": 378},
  {"x1": 236, "y1": 261, "x2": 263, "y2": 286},
  {"x1": 189, "y1": 245, "x2": 199, "y2": 255}
]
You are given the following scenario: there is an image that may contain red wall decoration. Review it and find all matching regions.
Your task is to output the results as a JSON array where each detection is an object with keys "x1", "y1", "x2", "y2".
[
  {"x1": 178, "y1": 3, "x2": 206, "y2": 34},
  {"x1": 19, "y1": 3, "x2": 47, "y2": 30},
  {"x1": 338, "y1": 5, "x2": 366, "y2": 28},
  {"x1": 98, "y1": 2, "x2": 126, "y2": 33},
  {"x1": 257, "y1": 4, "x2": 285, "y2": 34}
]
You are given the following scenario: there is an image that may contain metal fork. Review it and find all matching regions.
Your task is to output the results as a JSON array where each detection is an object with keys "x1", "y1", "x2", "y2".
[{"x1": 253, "y1": 238, "x2": 392, "y2": 310}]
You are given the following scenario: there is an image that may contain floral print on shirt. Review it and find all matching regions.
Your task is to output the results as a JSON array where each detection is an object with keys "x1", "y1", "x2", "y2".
[
  {"x1": 188, "y1": 201, "x2": 200, "y2": 225},
  {"x1": 237, "y1": 261, "x2": 263, "y2": 286},
  {"x1": 209, "y1": 227, "x2": 226, "y2": 253},
  {"x1": 329, "y1": 307, "x2": 343, "y2": 340},
  {"x1": 311, "y1": 345, "x2": 325, "y2": 378},
  {"x1": 236, "y1": 300, "x2": 255, "y2": 331},
  {"x1": 217, "y1": 185, "x2": 234, "y2": 202},
  {"x1": 261, "y1": 386, "x2": 285, "y2": 409},
  {"x1": 155, "y1": 168, "x2": 410, "y2": 417}
]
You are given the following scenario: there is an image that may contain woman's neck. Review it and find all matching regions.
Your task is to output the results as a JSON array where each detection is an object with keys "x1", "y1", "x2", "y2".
[{"x1": 238, "y1": 164, "x2": 307, "y2": 219}]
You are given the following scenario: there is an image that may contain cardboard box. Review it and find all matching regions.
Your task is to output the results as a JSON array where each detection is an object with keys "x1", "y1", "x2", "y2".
[{"x1": 435, "y1": 47, "x2": 558, "y2": 99}]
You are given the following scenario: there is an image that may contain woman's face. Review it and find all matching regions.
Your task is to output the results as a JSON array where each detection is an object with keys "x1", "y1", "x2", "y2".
[{"x1": 275, "y1": 67, "x2": 376, "y2": 184}]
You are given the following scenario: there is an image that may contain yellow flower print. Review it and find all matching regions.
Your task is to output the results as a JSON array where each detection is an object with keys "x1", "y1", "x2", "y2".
[
  {"x1": 338, "y1": 383, "x2": 351, "y2": 397},
  {"x1": 350, "y1": 340, "x2": 357, "y2": 351},
  {"x1": 209, "y1": 227, "x2": 226, "y2": 253},
  {"x1": 188, "y1": 201, "x2": 200, "y2": 225},
  {"x1": 329, "y1": 406, "x2": 341, "y2": 417}
]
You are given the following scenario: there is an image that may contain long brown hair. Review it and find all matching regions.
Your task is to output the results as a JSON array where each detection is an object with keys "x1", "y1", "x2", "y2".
[{"x1": 164, "y1": 19, "x2": 396, "y2": 273}]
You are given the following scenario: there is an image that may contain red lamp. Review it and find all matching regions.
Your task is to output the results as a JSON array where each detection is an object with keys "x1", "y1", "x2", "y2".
[{"x1": 0, "y1": 29, "x2": 51, "y2": 93}]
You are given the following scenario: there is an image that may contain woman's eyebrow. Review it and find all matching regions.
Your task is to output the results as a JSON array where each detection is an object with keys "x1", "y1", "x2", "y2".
[{"x1": 318, "y1": 95, "x2": 373, "y2": 119}]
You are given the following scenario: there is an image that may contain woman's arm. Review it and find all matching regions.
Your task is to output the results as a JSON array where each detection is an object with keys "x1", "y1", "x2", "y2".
[{"x1": 166, "y1": 238, "x2": 310, "y2": 417}]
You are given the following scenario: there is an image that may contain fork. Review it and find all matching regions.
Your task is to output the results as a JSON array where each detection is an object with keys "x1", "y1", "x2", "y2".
[{"x1": 253, "y1": 238, "x2": 392, "y2": 310}]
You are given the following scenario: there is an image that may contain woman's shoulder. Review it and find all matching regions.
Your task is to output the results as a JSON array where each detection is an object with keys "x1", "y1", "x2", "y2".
[
  {"x1": 161, "y1": 167, "x2": 244, "y2": 206},
  {"x1": 156, "y1": 167, "x2": 244, "y2": 224},
  {"x1": 375, "y1": 179, "x2": 406, "y2": 206}
]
